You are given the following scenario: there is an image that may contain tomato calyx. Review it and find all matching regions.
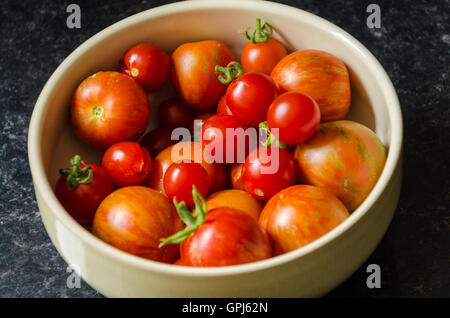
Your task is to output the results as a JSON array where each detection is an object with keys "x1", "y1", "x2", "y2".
[
  {"x1": 159, "y1": 186, "x2": 207, "y2": 247},
  {"x1": 59, "y1": 155, "x2": 93, "y2": 189},
  {"x1": 259, "y1": 121, "x2": 286, "y2": 149},
  {"x1": 245, "y1": 18, "x2": 273, "y2": 44},
  {"x1": 92, "y1": 105, "x2": 103, "y2": 118},
  {"x1": 215, "y1": 61, "x2": 243, "y2": 84}
]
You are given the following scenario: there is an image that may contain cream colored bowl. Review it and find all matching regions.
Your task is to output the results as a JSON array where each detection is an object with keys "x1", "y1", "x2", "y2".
[{"x1": 28, "y1": 0, "x2": 403, "y2": 297}]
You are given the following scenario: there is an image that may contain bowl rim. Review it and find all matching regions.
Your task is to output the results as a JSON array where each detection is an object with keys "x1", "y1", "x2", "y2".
[{"x1": 28, "y1": 0, "x2": 403, "y2": 277}]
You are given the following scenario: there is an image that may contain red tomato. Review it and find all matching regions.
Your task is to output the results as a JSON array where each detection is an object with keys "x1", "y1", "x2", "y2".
[
  {"x1": 55, "y1": 155, "x2": 114, "y2": 226},
  {"x1": 241, "y1": 18, "x2": 287, "y2": 75},
  {"x1": 92, "y1": 186, "x2": 183, "y2": 263},
  {"x1": 294, "y1": 120, "x2": 386, "y2": 211},
  {"x1": 217, "y1": 95, "x2": 233, "y2": 116},
  {"x1": 71, "y1": 71, "x2": 150, "y2": 149},
  {"x1": 226, "y1": 72, "x2": 278, "y2": 127},
  {"x1": 164, "y1": 161, "x2": 210, "y2": 207},
  {"x1": 242, "y1": 40, "x2": 287, "y2": 75},
  {"x1": 140, "y1": 128, "x2": 177, "y2": 158},
  {"x1": 171, "y1": 40, "x2": 235, "y2": 110},
  {"x1": 122, "y1": 43, "x2": 170, "y2": 92},
  {"x1": 267, "y1": 91, "x2": 321, "y2": 145},
  {"x1": 160, "y1": 189, "x2": 271, "y2": 267},
  {"x1": 202, "y1": 114, "x2": 252, "y2": 164},
  {"x1": 102, "y1": 142, "x2": 152, "y2": 186},
  {"x1": 157, "y1": 97, "x2": 194, "y2": 130},
  {"x1": 243, "y1": 146, "x2": 296, "y2": 201},
  {"x1": 271, "y1": 49, "x2": 351, "y2": 122},
  {"x1": 259, "y1": 185, "x2": 349, "y2": 255},
  {"x1": 145, "y1": 141, "x2": 227, "y2": 195}
]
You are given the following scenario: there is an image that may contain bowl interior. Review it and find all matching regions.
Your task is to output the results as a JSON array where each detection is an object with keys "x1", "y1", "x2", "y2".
[{"x1": 33, "y1": 2, "x2": 399, "y2": 272}]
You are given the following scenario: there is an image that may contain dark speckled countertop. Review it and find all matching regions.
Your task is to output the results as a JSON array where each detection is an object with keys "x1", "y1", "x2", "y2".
[{"x1": 0, "y1": 0, "x2": 449, "y2": 298}]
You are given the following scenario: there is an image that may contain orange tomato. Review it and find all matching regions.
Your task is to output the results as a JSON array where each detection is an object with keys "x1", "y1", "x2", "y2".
[
  {"x1": 145, "y1": 141, "x2": 227, "y2": 195},
  {"x1": 241, "y1": 37, "x2": 287, "y2": 75},
  {"x1": 294, "y1": 120, "x2": 386, "y2": 211},
  {"x1": 270, "y1": 49, "x2": 351, "y2": 122},
  {"x1": 71, "y1": 71, "x2": 150, "y2": 149},
  {"x1": 259, "y1": 185, "x2": 349, "y2": 255},
  {"x1": 202, "y1": 189, "x2": 264, "y2": 221},
  {"x1": 92, "y1": 186, "x2": 183, "y2": 263},
  {"x1": 171, "y1": 40, "x2": 235, "y2": 110}
]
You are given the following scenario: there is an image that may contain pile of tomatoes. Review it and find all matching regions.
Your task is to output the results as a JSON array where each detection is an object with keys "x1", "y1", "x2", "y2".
[{"x1": 56, "y1": 19, "x2": 387, "y2": 267}]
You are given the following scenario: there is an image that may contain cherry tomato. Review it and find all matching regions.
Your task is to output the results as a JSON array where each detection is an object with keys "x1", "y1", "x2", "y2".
[
  {"x1": 243, "y1": 146, "x2": 296, "y2": 201},
  {"x1": 171, "y1": 40, "x2": 235, "y2": 110},
  {"x1": 164, "y1": 160, "x2": 210, "y2": 207},
  {"x1": 271, "y1": 49, "x2": 351, "y2": 122},
  {"x1": 55, "y1": 155, "x2": 114, "y2": 226},
  {"x1": 203, "y1": 189, "x2": 263, "y2": 221},
  {"x1": 241, "y1": 38, "x2": 287, "y2": 75},
  {"x1": 92, "y1": 186, "x2": 183, "y2": 263},
  {"x1": 259, "y1": 185, "x2": 349, "y2": 255},
  {"x1": 294, "y1": 120, "x2": 386, "y2": 210},
  {"x1": 102, "y1": 142, "x2": 152, "y2": 186},
  {"x1": 140, "y1": 128, "x2": 177, "y2": 158},
  {"x1": 160, "y1": 189, "x2": 271, "y2": 267},
  {"x1": 71, "y1": 71, "x2": 150, "y2": 149},
  {"x1": 157, "y1": 97, "x2": 194, "y2": 130},
  {"x1": 202, "y1": 114, "x2": 252, "y2": 164},
  {"x1": 145, "y1": 141, "x2": 227, "y2": 195},
  {"x1": 217, "y1": 95, "x2": 233, "y2": 116},
  {"x1": 122, "y1": 43, "x2": 170, "y2": 92},
  {"x1": 267, "y1": 91, "x2": 321, "y2": 145},
  {"x1": 226, "y1": 72, "x2": 278, "y2": 127}
]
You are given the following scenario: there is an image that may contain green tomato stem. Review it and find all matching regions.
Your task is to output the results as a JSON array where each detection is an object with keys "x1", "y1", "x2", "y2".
[
  {"x1": 59, "y1": 155, "x2": 93, "y2": 189},
  {"x1": 215, "y1": 61, "x2": 244, "y2": 85},
  {"x1": 159, "y1": 186, "x2": 207, "y2": 247},
  {"x1": 259, "y1": 121, "x2": 286, "y2": 149},
  {"x1": 245, "y1": 18, "x2": 273, "y2": 44}
]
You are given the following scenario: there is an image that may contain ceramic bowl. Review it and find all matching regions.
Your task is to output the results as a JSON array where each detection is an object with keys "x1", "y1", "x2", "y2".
[{"x1": 28, "y1": 0, "x2": 403, "y2": 297}]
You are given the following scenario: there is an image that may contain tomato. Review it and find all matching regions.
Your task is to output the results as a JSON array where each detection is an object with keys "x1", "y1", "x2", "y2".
[
  {"x1": 203, "y1": 189, "x2": 263, "y2": 221},
  {"x1": 140, "y1": 128, "x2": 177, "y2": 158},
  {"x1": 294, "y1": 120, "x2": 386, "y2": 211},
  {"x1": 71, "y1": 71, "x2": 150, "y2": 149},
  {"x1": 92, "y1": 186, "x2": 183, "y2": 263},
  {"x1": 164, "y1": 160, "x2": 210, "y2": 207},
  {"x1": 259, "y1": 185, "x2": 349, "y2": 255},
  {"x1": 122, "y1": 43, "x2": 170, "y2": 92},
  {"x1": 157, "y1": 97, "x2": 194, "y2": 130},
  {"x1": 101, "y1": 142, "x2": 152, "y2": 187},
  {"x1": 160, "y1": 189, "x2": 271, "y2": 267},
  {"x1": 243, "y1": 146, "x2": 296, "y2": 201},
  {"x1": 266, "y1": 91, "x2": 321, "y2": 145},
  {"x1": 145, "y1": 141, "x2": 227, "y2": 194},
  {"x1": 271, "y1": 49, "x2": 351, "y2": 122},
  {"x1": 226, "y1": 71, "x2": 278, "y2": 127},
  {"x1": 55, "y1": 155, "x2": 114, "y2": 226},
  {"x1": 171, "y1": 40, "x2": 235, "y2": 110},
  {"x1": 230, "y1": 163, "x2": 245, "y2": 190},
  {"x1": 241, "y1": 19, "x2": 287, "y2": 75},
  {"x1": 202, "y1": 114, "x2": 253, "y2": 164},
  {"x1": 217, "y1": 95, "x2": 233, "y2": 116}
]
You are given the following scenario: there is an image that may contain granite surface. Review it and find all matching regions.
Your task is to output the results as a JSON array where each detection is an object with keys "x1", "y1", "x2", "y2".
[{"x1": 0, "y1": 0, "x2": 448, "y2": 298}]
